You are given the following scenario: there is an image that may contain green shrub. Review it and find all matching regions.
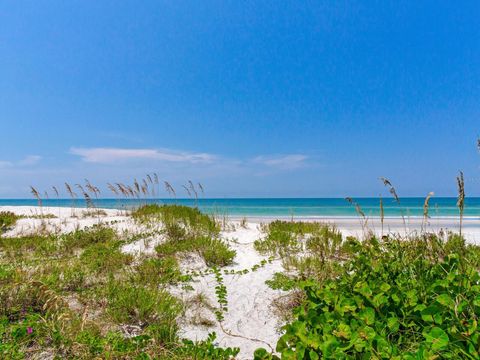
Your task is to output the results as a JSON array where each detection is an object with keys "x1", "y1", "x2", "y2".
[
  {"x1": 81, "y1": 242, "x2": 133, "y2": 274},
  {"x1": 255, "y1": 221, "x2": 341, "y2": 257},
  {"x1": 156, "y1": 236, "x2": 236, "y2": 267},
  {"x1": 0, "y1": 211, "x2": 18, "y2": 233},
  {"x1": 198, "y1": 237, "x2": 236, "y2": 267},
  {"x1": 256, "y1": 236, "x2": 480, "y2": 359},
  {"x1": 134, "y1": 256, "x2": 183, "y2": 286},
  {"x1": 133, "y1": 204, "x2": 220, "y2": 236},
  {"x1": 255, "y1": 228, "x2": 298, "y2": 256},
  {"x1": 61, "y1": 263, "x2": 87, "y2": 291},
  {"x1": 0, "y1": 234, "x2": 57, "y2": 258},
  {"x1": 265, "y1": 221, "x2": 325, "y2": 235},
  {"x1": 179, "y1": 332, "x2": 240, "y2": 359},
  {"x1": 256, "y1": 221, "x2": 352, "y2": 284},
  {"x1": 106, "y1": 281, "x2": 181, "y2": 344},
  {"x1": 265, "y1": 272, "x2": 297, "y2": 291},
  {"x1": 62, "y1": 225, "x2": 117, "y2": 251}
]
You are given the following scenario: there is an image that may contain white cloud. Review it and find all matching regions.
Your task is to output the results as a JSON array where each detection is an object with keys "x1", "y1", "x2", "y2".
[
  {"x1": 0, "y1": 161, "x2": 13, "y2": 168},
  {"x1": 252, "y1": 154, "x2": 308, "y2": 170},
  {"x1": 18, "y1": 155, "x2": 42, "y2": 166},
  {"x1": 0, "y1": 155, "x2": 41, "y2": 168},
  {"x1": 70, "y1": 147, "x2": 216, "y2": 164}
]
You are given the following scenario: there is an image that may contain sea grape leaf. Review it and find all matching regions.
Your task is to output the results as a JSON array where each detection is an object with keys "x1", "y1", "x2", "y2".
[{"x1": 424, "y1": 327, "x2": 449, "y2": 351}]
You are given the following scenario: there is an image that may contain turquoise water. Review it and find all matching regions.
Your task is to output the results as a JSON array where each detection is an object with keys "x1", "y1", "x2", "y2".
[{"x1": 0, "y1": 198, "x2": 479, "y2": 218}]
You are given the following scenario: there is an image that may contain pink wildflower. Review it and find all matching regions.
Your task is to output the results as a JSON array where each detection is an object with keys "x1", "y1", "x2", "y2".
[{"x1": 27, "y1": 327, "x2": 33, "y2": 334}]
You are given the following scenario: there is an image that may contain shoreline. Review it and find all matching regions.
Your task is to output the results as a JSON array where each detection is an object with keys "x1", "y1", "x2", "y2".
[
  {"x1": 1, "y1": 205, "x2": 478, "y2": 220},
  {"x1": 2, "y1": 205, "x2": 480, "y2": 243}
]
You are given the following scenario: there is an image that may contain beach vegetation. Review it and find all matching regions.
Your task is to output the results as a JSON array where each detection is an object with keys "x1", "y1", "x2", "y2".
[
  {"x1": 133, "y1": 204, "x2": 220, "y2": 236},
  {"x1": 156, "y1": 234, "x2": 236, "y2": 267},
  {"x1": 256, "y1": 232, "x2": 480, "y2": 359},
  {"x1": 257, "y1": 221, "x2": 352, "y2": 283},
  {"x1": 0, "y1": 203, "x2": 239, "y2": 359},
  {"x1": 0, "y1": 211, "x2": 18, "y2": 233},
  {"x1": 265, "y1": 272, "x2": 297, "y2": 291},
  {"x1": 133, "y1": 204, "x2": 236, "y2": 266}
]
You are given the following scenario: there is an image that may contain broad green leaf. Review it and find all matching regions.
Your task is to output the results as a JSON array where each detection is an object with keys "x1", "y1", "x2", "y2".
[
  {"x1": 424, "y1": 327, "x2": 449, "y2": 350},
  {"x1": 333, "y1": 323, "x2": 351, "y2": 340},
  {"x1": 436, "y1": 294, "x2": 455, "y2": 309},
  {"x1": 387, "y1": 316, "x2": 399, "y2": 332},
  {"x1": 358, "y1": 307, "x2": 375, "y2": 325},
  {"x1": 380, "y1": 282, "x2": 391, "y2": 292}
]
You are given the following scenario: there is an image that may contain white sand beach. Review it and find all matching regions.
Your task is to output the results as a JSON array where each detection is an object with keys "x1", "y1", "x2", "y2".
[{"x1": 2, "y1": 205, "x2": 480, "y2": 359}]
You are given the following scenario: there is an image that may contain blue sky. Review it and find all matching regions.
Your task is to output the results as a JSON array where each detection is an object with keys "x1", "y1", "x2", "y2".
[{"x1": 1, "y1": 1, "x2": 479, "y2": 198}]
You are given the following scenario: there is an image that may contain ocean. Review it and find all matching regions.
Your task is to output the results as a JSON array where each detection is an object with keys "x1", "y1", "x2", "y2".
[{"x1": 0, "y1": 197, "x2": 479, "y2": 218}]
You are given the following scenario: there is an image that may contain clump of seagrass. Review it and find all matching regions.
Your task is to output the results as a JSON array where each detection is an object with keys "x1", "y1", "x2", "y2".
[
  {"x1": 153, "y1": 173, "x2": 160, "y2": 197},
  {"x1": 65, "y1": 182, "x2": 77, "y2": 216},
  {"x1": 345, "y1": 197, "x2": 368, "y2": 232},
  {"x1": 380, "y1": 177, "x2": 406, "y2": 233},
  {"x1": 146, "y1": 174, "x2": 154, "y2": 197},
  {"x1": 379, "y1": 196, "x2": 384, "y2": 236},
  {"x1": 30, "y1": 186, "x2": 42, "y2": 207},
  {"x1": 422, "y1": 192, "x2": 434, "y2": 233},
  {"x1": 198, "y1": 183, "x2": 205, "y2": 197},
  {"x1": 457, "y1": 171, "x2": 465, "y2": 236},
  {"x1": 182, "y1": 185, "x2": 192, "y2": 198},
  {"x1": 165, "y1": 181, "x2": 176, "y2": 199},
  {"x1": 76, "y1": 184, "x2": 94, "y2": 209}
]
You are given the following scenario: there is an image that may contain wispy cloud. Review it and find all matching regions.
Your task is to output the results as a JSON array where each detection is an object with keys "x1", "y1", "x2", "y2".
[
  {"x1": 70, "y1": 147, "x2": 216, "y2": 164},
  {"x1": 69, "y1": 147, "x2": 312, "y2": 173},
  {"x1": 0, "y1": 161, "x2": 12, "y2": 169},
  {"x1": 18, "y1": 155, "x2": 42, "y2": 166},
  {"x1": 0, "y1": 155, "x2": 42, "y2": 168},
  {"x1": 252, "y1": 154, "x2": 309, "y2": 170}
]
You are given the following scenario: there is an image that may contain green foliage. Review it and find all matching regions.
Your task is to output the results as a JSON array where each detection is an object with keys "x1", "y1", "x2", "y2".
[
  {"x1": 0, "y1": 234, "x2": 57, "y2": 257},
  {"x1": 255, "y1": 221, "x2": 345, "y2": 258},
  {"x1": 265, "y1": 221, "x2": 325, "y2": 235},
  {"x1": 255, "y1": 227, "x2": 299, "y2": 256},
  {"x1": 132, "y1": 204, "x2": 220, "y2": 236},
  {"x1": 258, "y1": 235, "x2": 480, "y2": 359},
  {"x1": 156, "y1": 235, "x2": 236, "y2": 267},
  {"x1": 106, "y1": 280, "x2": 181, "y2": 345},
  {"x1": 0, "y1": 211, "x2": 18, "y2": 233},
  {"x1": 134, "y1": 256, "x2": 184, "y2": 286},
  {"x1": 265, "y1": 272, "x2": 297, "y2": 291},
  {"x1": 212, "y1": 267, "x2": 228, "y2": 321},
  {"x1": 199, "y1": 237, "x2": 237, "y2": 267},
  {"x1": 254, "y1": 220, "x2": 321, "y2": 256},
  {"x1": 80, "y1": 242, "x2": 133, "y2": 274},
  {"x1": 61, "y1": 225, "x2": 117, "y2": 252},
  {"x1": 256, "y1": 221, "x2": 352, "y2": 284},
  {"x1": 0, "y1": 207, "x2": 244, "y2": 359},
  {"x1": 179, "y1": 332, "x2": 240, "y2": 359},
  {"x1": 135, "y1": 204, "x2": 235, "y2": 266}
]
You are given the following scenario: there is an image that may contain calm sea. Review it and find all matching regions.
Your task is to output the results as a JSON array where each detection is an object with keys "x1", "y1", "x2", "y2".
[{"x1": 0, "y1": 198, "x2": 479, "y2": 218}]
